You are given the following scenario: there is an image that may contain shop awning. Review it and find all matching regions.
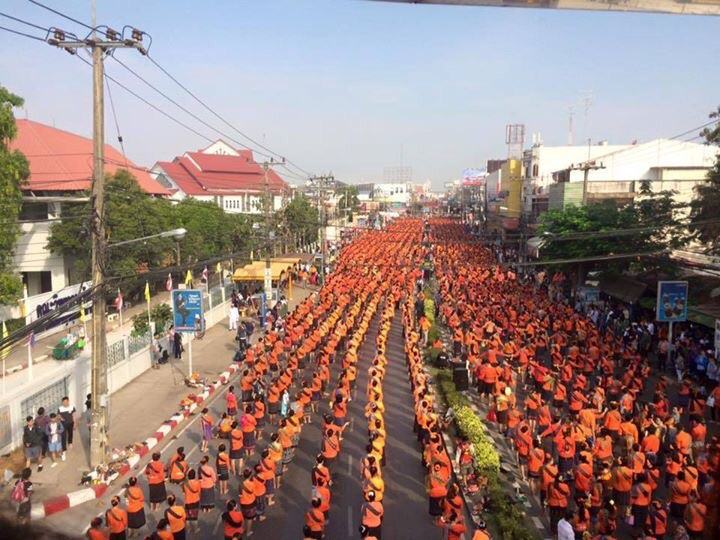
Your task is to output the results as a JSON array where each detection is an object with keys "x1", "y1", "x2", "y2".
[
  {"x1": 232, "y1": 258, "x2": 298, "y2": 282},
  {"x1": 598, "y1": 274, "x2": 647, "y2": 304}
]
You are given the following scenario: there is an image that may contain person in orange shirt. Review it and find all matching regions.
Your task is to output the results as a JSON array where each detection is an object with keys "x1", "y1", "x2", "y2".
[
  {"x1": 86, "y1": 517, "x2": 108, "y2": 540},
  {"x1": 164, "y1": 495, "x2": 186, "y2": 540},
  {"x1": 630, "y1": 472, "x2": 652, "y2": 535},
  {"x1": 216, "y1": 444, "x2": 231, "y2": 496},
  {"x1": 612, "y1": 457, "x2": 633, "y2": 511},
  {"x1": 197, "y1": 455, "x2": 216, "y2": 514},
  {"x1": 124, "y1": 476, "x2": 146, "y2": 534},
  {"x1": 684, "y1": 492, "x2": 706, "y2": 539},
  {"x1": 239, "y1": 468, "x2": 257, "y2": 536},
  {"x1": 360, "y1": 490, "x2": 383, "y2": 539},
  {"x1": 222, "y1": 500, "x2": 244, "y2": 540},
  {"x1": 547, "y1": 476, "x2": 570, "y2": 533},
  {"x1": 304, "y1": 497, "x2": 325, "y2": 540},
  {"x1": 152, "y1": 518, "x2": 174, "y2": 540},
  {"x1": 669, "y1": 470, "x2": 692, "y2": 520},
  {"x1": 105, "y1": 496, "x2": 128, "y2": 540},
  {"x1": 145, "y1": 452, "x2": 166, "y2": 512},
  {"x1": 182, "y1": 469, "x2": 200, "y2": 530}
]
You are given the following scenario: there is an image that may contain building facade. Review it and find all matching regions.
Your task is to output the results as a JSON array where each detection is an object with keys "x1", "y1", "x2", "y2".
[{"x1": 151, "y1": 140, "x2": 290, "y2": 214}]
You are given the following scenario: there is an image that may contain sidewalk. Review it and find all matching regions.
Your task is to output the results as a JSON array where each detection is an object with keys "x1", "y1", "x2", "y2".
[
  {"x1": 2, "y1": 290, "x2": 172, "y2": 375},
  {"x1": 26, "y1": 285, "x2": 313, "y2": 506}
]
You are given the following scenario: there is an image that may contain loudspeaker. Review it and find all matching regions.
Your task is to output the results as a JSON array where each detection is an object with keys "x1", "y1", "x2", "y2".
[{"x1": 453, "y1": 367, "x2": 469, "y2": 391}]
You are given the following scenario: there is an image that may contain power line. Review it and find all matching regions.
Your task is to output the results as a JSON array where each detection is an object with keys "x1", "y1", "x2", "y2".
[
  {"x1": 74, "y1": 54, "x2": 215, "y2": 144},
  {"x1": 0, "y1": 10, "x2": 50, "y2": 32},
  {"x1": 105, "y1": 74, "x2": 128, "y2": 163},
  {"x1": 0, "y1": 23, "x2": 46, "y2": 41},
  {"x1": 27, "y1": 0, "x2": 95, "y2": 33},
  {"x1": 146, "y1": 54, "x2": 312, "y2": 178}
]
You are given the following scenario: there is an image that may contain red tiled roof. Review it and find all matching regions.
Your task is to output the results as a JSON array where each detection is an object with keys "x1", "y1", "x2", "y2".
[
  {"x1": 10, "y1": 119, "x2": 169, "y2": 195},
  {"x1": 155, "y1": 150, "x2": 289, "y2": 196}
]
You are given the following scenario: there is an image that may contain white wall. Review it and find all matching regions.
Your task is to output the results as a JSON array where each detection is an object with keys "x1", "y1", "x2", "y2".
[
  {"x1": 373, "y1": 182, "x2": 411, "y2": 204},
  {"x1": 13, "y1": 220, "x2": 68, "y2": 293}
]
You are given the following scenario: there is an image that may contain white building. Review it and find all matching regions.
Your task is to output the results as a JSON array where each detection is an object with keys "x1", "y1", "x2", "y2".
[
  {"x1": 3, "y1": 119, "x2": 168, "y2": 322},
  {"x1": 372, "y1": 182, "x2": 412, "y2": 205}
]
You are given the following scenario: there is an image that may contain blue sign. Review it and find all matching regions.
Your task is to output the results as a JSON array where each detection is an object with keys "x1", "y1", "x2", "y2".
[
  {"x1": 656, "y1": 281, "x2": 688, "y2": 322},
  {"x1": 172, "y1": 289, "x2": 204, "y2": 332}
]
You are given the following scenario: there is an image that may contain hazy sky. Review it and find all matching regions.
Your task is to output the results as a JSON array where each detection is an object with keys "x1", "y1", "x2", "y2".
[{"x1": 1, "y1": 0, "x2": 719, "y2": 188}]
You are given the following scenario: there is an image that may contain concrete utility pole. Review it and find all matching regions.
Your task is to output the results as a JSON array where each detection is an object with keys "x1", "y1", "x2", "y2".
[
  {"x1": 51, "y1": 27, "x2": 147, "y2": 468},
  {"x1": 570, "y1": 157, "x2": 606, "y2": 206},
  {"x1": 312, "y1": 175, "x2": 334, "y2": 284},
  {"x1": 262, "y1": 162, "x2": 273, "y2": 303}
]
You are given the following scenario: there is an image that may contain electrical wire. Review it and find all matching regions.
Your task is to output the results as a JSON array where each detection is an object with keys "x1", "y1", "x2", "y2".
[
  {"x1": 73, "y1": 54, "x2": 215, "y2": 144},
  {"x1": 27, "y1": 0, "x2": 95, "y2": 33},
  {"x1": 145, "y1": 54, "x2": 312, "y2": 178},
  {"x1": 0, "y1": 10, "x2": 50, "y2": 32},
  {"x1": 0, "y1": 23, "x2": 46, "y2": 41},
  {"x1": 105, "y1": 74, "x2": 128, "y2": 165}
]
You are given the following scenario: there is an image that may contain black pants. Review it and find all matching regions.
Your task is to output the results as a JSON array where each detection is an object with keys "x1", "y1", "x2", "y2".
[{"x1": 61, "y1": 422, "x2": 74, "y2": 450}]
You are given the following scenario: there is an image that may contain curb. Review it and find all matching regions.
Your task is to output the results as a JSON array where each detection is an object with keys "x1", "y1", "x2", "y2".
[{"x1": 30, "y1": 364, "x2": 240, "y2": 520}]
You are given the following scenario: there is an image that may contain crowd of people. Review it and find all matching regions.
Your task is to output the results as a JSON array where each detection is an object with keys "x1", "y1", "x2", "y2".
[{"x1": 430, "y1": 218, "x2": 719, "y2": 539}]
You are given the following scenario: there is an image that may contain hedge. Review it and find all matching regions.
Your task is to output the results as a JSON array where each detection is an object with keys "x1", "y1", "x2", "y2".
[{"x1": 435, "y1": 370, "x2": 536, "y2": 540}]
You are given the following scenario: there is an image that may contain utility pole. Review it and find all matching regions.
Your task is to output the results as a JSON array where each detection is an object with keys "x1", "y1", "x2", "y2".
[
  {"x1": 50, "y1": 27, "x2": 147, "y2": 468},
  {"x1": 262, "y1": 162, "x2": 273, "y2": 304},
  {"x1": 570, "y1": 157, "x2": 606, "y2": 206},
  {"x1": 312, "y1": 174, "x2": 333, "y2": 284}
]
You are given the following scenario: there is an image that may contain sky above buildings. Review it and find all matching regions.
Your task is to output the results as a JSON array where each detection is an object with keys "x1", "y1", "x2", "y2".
[{"x1": 1, "y1": 0, "x2": 719, "y2": 188}]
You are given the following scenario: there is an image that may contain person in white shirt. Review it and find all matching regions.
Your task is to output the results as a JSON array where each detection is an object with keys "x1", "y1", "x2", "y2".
[
  {"x1": 228, "y1": 304, "x2": 240, "y2": 331},
  {"x1": 557, "y1": 511, "x2": 575, "y2": 540}
]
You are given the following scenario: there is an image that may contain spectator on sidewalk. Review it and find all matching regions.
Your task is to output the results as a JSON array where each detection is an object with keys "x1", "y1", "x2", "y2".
[
  {"x1": 34, "y1": 407, "x2": 49, "y2": 458},
  {"x1": 22, "y1": 416, "x2": 43, "y2": 472},
  {"x1": 45, "y1": 413, "x2": 64, "y2": 467},
  {"x1": 229, "y1": 303, "x2": 240, "y2": 332},
  {"x1": 12, "y1": 467, "x2": 33, "y2": 525},
  {"x1": 58, "y1": 396, "x2": 76, "y2": 459},
  {"x1": 173, "y1": 331, "x2": 183, "y2": 360}
]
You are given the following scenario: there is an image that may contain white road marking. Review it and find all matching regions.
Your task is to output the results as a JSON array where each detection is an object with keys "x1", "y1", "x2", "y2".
[{"x1": 347, "y1": 506, "x2": 353, "y2": 537}]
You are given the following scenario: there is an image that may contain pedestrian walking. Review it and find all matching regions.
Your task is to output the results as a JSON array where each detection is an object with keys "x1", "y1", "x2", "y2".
[
  {"x1": 45, "y1": 413, "x2": 64, "y2": 467},
  {"x1": 58, "y1": 396, "x2": 76, "y2": 459},
  {"x1": 11, "y1": 467, "x2": 32, "y2": 525},
  {"x1": 22, "y1": 416, "x2": 43, "y2": 472},
  {"x1": 125, "y1": 476, "x2": 146, "y2": 535},
  {"x1": 229, "y1": 304, "x2": 240, "y2": 331}
]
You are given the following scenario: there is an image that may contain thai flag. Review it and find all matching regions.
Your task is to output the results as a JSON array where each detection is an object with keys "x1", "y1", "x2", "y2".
[
  {"x1": 114, "y1": 289, "x2": 123, "y2": 312},
  {"x1": 165, "y1": 273, "x2": 173, "y2": 291},
  {"x1": 201, "y1": 266, "x2": 208, "y2": 283}
]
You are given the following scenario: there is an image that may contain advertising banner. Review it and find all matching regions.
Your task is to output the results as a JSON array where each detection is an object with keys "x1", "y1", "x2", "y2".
[{"x1": 656, "y1": 281, "x2": 688, "y2": 322}]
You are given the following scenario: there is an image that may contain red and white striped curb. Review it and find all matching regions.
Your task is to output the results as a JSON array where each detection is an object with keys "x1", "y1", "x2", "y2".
[{"x1": 30, "y1": 364, "x2": 239, "y2": 520}]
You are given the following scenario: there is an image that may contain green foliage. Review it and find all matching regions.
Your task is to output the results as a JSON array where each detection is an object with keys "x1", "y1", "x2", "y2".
[
  {"x1": 423, "y1": 297, "x2": 435, "y2": 324},
  {"x1": 283, "y1": 193, "x2": 319, "y2": 246},
  {"x1": 131, "y1": 314, "x2": 150, "y2": 337},
  {"x1": 0, "y1": 86, "x2": 29, "y2": 305},
  {"x1": 337, "y1": 185, "x2": 360, "y2": 213},
  {"x1": 436, "y1": 370, "x2": 535, "y2": 540},
  {"x1": 151, "y1": 303, "x2": 172, "y2": 330},
  {"x1": 48, "y1": 172, "x2": 254, "y2": 294},
  {"x1": 689, "y1": 106, "x2": 720, "y2": 253}
]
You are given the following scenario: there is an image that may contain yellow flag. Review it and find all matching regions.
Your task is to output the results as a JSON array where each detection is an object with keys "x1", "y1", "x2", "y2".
[
  {"x1": 80, "y1": 305, "x2": 86, "y2": 323},
  {"x1": 144, "y1": 281, "x2": 151, "y2": 304},
  {"x1": 1, "y1": 321, "x2": 8, "y2": 360},
  {"x1": 185, "y1": 269, "x2": 193, "y2": 286},
  {"x1": 216, "y1": 262, "x2": 222, "y2": 274}
]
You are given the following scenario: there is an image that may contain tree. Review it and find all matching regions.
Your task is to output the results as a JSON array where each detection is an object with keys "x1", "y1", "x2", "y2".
[
  {"x1": 48, "y1": 170, "x2": 177, "y2": 289},
  {"x1": 688, "y1": 106, "x2": 720, "y2": 253},
  {"x1": 283, "y1": 193, "x2": 319, "y2": 247},
  {"x1": 0, "y1": 86, "x2": 29, "y2": 305}
]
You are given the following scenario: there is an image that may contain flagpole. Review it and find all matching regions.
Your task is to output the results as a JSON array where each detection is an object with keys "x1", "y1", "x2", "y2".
[{"x1": 27, "y1": 341, "x2": 33, "y2": 383}]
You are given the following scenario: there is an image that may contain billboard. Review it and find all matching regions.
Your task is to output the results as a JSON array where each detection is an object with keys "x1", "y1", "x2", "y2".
[
  {"x1": 172, "y1": 289, "x2": 204, "y2": 332},
  {"x1": 656, "y1": 281, "x2": 688, "y2": 322}
]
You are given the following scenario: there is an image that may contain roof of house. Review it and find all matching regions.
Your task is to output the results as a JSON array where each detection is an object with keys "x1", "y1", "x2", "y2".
[
  {"x1": 10, "y1": 119, "x2": 169, "y2": 195},
  {"x1": 155, "y1": 150, "x2": 289, "y2": 196}
]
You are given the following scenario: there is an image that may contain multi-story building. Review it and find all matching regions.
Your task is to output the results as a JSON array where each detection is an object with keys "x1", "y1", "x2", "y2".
[
  {"x1": 150, "y1": 140, "x2": 290, "y2": 214},
  {"x1": 3, "y1": 119, "x2": 168, "y2": 322},
  {"x1": 544, "y1": 139, "x2": 718, "y2": 212}
]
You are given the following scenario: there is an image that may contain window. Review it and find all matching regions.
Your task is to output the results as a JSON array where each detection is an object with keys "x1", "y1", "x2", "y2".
[
  {"x1": 21, "y1": 377, "x2": 69, "y2": 422},
  {"x1": 532, "y1": 164, "x2": 539, "y2": 177}
]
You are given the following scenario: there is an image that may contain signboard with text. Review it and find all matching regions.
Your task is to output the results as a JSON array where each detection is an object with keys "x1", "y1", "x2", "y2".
[
  {"x1": 171, "y1": 289, "x2": 204, "y2": 332},
  {"x1": 656, "y1": 281, "x2": 688, "y2": 322}
]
